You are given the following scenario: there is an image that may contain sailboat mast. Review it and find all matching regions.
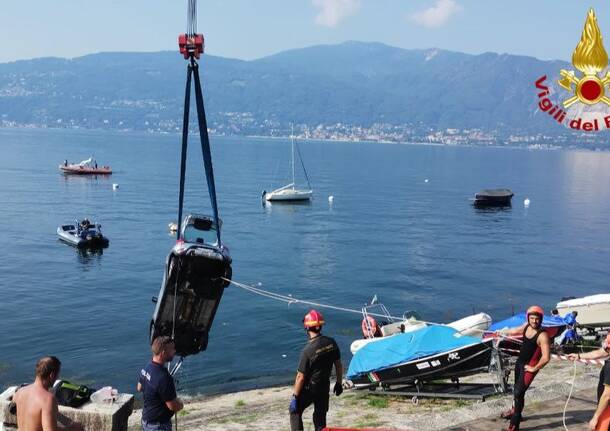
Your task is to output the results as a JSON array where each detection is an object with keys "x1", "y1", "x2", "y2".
[{"x1": 291, "y1": 125, "x2": 295, "y2": 189}]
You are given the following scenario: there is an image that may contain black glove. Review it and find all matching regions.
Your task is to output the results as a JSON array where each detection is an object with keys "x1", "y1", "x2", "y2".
[{"x1": 333, "y1": 382, "x2": 343, "y2": 396}]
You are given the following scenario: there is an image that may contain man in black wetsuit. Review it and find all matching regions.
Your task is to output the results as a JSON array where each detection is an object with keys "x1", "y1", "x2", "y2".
[
  {"x1": 569, "y1": 332, "x2": 610, "y2": 430},
  {"x1": 289, "y1": 309, "x2": 343, "y2": 431},
  {"x1": 498, "y1": 305, "x2": 551, "y2": 431}
]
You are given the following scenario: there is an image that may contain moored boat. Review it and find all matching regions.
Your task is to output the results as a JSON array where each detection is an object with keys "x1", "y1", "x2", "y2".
[
  {"x1": 263, "y1": 128, "x2": 312, "y2": 202},
  {"x1": 473, "y1": 188, "x2": 513, "y2": 207},
  {"x1": 59, "y1": 157, "x2": 112, "y2": 175},
  {"x1": 57, "y1": 219, "x2": 109, "y2": 248}
]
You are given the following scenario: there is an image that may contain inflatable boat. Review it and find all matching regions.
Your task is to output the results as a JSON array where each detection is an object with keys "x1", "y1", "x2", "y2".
[{"x1": 57, "y1": 220, "x2": 109, "y2": 248}]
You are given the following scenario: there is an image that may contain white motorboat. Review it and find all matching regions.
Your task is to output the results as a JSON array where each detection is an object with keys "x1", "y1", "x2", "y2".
[
  {"x1": 263, "y1": 128, "x2": 312, "y2": 202},
  {"x1": 556, "y1": 294, "x2": 610, "y2": 327},
  {"x1": 350, "y1": 303, "x2": 492, "y2": 354},
  {"x1": 57, "y1": 219, "x2": 109, "y2": 248}
]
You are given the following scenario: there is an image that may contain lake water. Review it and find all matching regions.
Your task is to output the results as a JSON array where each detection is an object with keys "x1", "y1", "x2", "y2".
[{"x1": 1, "y1": 128, "x2": 609, "y2": 395}]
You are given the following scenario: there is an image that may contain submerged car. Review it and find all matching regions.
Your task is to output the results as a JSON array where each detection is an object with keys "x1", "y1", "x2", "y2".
[{"x1": 150, "y1": 214, "x2": 232, "y2": 357}]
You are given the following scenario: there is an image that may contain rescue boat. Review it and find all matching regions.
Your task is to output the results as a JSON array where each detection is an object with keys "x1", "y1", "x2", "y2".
[{"x1": 59, "y1": 158, "x2": 112, "y2": 175}]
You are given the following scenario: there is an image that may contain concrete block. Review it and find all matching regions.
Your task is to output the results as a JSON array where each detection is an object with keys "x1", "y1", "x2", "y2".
[{"x1": 1, "y1": 386, "x2": 134, "y2": 431}]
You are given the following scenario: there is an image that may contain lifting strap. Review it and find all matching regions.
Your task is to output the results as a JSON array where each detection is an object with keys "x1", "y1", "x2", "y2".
[{"x1": 176, "y1": 57, "x2": 221, "y2": 246}]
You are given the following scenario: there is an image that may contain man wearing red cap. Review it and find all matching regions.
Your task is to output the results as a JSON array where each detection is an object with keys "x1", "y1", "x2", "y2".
[
  {"x1": 569, "y1": 333, "x2": 610, "y2": 430},
  {"x1": 289, "y1": 309, "x2": 343, "y2": 431},
  {"x1": 498, "y1": 305, "x2": 551, "y2": 431}
]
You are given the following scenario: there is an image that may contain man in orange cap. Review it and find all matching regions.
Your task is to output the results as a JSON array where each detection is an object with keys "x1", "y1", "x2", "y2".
[
  {"x1": 289, "y1": 309, "x2": 343, "y2": 431},
  {"x1": 498, "y1": 305, "x2": 551, "y2": 431},
  {"x1": 569, "y1": 332, "x2": 610, "y2": 430}
]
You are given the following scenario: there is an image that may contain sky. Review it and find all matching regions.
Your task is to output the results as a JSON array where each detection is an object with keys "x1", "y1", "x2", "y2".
[{"x1": 2, "y1": 1, "x2": 610, "y2": 63}]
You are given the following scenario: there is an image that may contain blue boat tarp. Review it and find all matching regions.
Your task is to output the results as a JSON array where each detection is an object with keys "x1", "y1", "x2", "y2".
[
  {"x1": 489, "y1": 312, "x2": 568, "y2": 331},
  {"x1": 347, "y1": 325, "x2": 483, "y2": 379}
]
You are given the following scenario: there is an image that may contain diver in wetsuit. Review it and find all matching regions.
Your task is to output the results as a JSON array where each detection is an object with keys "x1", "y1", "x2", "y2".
[{"x1": 498, "y1": 305, "x2": 551, "y2": 431}]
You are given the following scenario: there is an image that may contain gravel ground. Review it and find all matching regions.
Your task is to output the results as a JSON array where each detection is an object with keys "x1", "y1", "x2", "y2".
[{"x1": 127, "y1": 360, "x2": 601, "y2": 431}]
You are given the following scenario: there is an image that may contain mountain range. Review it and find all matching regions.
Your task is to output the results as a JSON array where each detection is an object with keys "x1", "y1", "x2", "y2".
[{"x1": 0, "y1": 41, "x2": 600, "y2": 142}]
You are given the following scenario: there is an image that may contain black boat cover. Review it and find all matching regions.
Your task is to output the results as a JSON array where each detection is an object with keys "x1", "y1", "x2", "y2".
[{"x1": 475, "y1": 188, "x2": 514, "y2": 198}]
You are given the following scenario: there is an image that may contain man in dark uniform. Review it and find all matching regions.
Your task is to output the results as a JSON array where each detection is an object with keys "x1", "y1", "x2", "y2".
[
  {"x1": 498, "y1": 305, "x2": 551, "y2": 431},
  {"x1": 569, "y1": 332, "x2": 610, "y2": 430},
  {"x1": 137, "y1": 336, "x2": 184, "y2": 431},
  {"x1": 290, "y1": 309, "x2": 343, "y2": 431}
]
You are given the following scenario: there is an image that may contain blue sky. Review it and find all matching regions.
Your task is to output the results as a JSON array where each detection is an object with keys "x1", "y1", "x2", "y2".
[{"x1": 2, "y1": 1, "x2": 610, "y2": 63}]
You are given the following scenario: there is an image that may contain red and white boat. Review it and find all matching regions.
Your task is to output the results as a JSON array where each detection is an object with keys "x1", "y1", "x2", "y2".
[{"x1": 59, "y1": 157, "x2": 112, "y2": 175}]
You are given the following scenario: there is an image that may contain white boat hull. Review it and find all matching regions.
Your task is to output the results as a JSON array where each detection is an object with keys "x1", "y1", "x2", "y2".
[
  {"x1": 265, "y1": 188, "x2": 312, "y2": 201},
  {"x1": 447, "y1": 312, "x2": 492, "y2": 337},
  {"x1": 349, "y1": 312, "x2": 492, "y2": 354},
  {"x1": 556, "y1": 294, "x2": 610, "y2": 327}
]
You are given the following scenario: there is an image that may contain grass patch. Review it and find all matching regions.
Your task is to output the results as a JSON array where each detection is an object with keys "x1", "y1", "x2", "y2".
[
  {"x1": 231, "y1": 413, "x2": 259, "y2": 424},
  {"x1": 235, "y1": 399, "x2": 246, "y2": 408},
  {"x1": 367, "y1": 396, "x2": 389, "y2": 408},
  {"x1": 209, "y1": 412, "x2": 258, "y2": 425},
  {"x1": 177, "y1": 409, "x2": 190, "y2": 417},
  {"x1": 352, "y1": 413, "x2": 384, "y2": 428}
]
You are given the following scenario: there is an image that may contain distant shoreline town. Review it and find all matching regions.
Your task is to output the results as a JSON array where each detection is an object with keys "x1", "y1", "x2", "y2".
[{"x1": 2, "y1": 116, "x2": 609, "y2": 151}]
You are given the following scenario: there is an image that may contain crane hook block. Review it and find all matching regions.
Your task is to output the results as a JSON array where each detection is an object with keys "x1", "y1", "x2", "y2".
[{"x1": 179, "y1": 34, "x2": 204, "y2": 59}]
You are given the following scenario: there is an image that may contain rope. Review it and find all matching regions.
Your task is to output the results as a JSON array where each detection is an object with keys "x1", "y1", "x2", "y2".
[
  {"x1": 562, "y1": 355, "x2": 578, "y2": 431},
  {"x1": 222, "y1": 277, "x2": 406, "y2": 321},
  {"x1": 222, "y1": 278, "x2": 533, "y2": 344}
]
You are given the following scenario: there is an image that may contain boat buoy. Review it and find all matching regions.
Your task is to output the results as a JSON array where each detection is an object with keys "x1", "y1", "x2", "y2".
[
  {"x1": 112, "y1": 183, "x2": 119, "y2": 190},
  {"x1": 524, "y1": 198, "x2": 530, "y2": 207},
  {"x1": 424, "y1": 179, "x2": 429, "y2": 183},
  {"x1": 328, "y1": 195, "x2": 334, "y2": 204}
]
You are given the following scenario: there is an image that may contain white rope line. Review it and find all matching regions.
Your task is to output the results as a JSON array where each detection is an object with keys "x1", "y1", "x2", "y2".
[
  {"x1": 222, "y1": 277, "x2": 406, "y2": 321},
  {"x1": 223, "y1": 277, "x2": 532, "y2": 343},
  {"x1": 562, "y1": 356, "x2": 578, "y2": 431}
]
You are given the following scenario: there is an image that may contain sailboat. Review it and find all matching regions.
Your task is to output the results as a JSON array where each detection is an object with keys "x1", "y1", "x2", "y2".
[{"x1": 263, "y1": 130, "x2": 313, "y2": 202}]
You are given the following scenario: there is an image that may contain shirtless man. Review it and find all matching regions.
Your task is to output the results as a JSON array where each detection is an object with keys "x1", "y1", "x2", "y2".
[{"x1": 12, "y1": 356, "x2": 83, "y2": 431}]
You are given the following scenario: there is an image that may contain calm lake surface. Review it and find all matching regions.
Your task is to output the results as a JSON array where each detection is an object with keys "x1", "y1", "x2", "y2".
[{"x1": 1, "y1": 128, "x2": 609, "y2": 395}]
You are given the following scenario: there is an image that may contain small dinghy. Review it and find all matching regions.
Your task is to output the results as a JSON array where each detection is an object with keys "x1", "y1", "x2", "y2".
[
  {"x1": 59, "y1": 157, "x2": 112, "y2": 175},
  {"x1": 150, "y1": 214, "x2": 232, "y2": 357},
  {"x1": 473, "y1": 188, "x2": 513, "y2": 207},
  {"x1": 57, "y1": 219, "x2": 109, "y2": 248},
  {"x1": 347, "y1": 325, "x2": 494, "y2": 388}
]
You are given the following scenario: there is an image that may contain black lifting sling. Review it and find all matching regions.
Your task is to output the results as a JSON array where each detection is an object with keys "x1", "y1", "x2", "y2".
[{"x1": 150, "y1": 36, "x2": 232, "y2": 358}]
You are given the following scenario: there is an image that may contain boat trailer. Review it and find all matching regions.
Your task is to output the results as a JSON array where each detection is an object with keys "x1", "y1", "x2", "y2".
[{"x1": 350, "y1": 342, "x2": 508, "y2": 404}]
